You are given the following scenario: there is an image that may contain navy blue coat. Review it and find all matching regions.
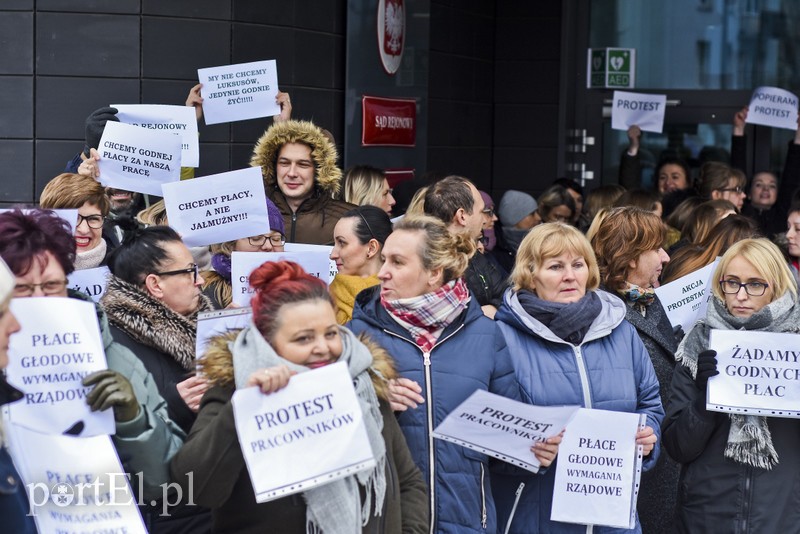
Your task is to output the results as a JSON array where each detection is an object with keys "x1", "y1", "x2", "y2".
[
  {"x1": 349, "y1": 285, "x2": 521, "y2": 533},
  {"x1": 0, "y1": 378, "x2": 36, "y2": 534}
]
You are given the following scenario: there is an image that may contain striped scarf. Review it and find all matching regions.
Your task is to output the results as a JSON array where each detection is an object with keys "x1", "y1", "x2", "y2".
[{"x1": 381, "y1": 278, "x2": 471, "y2": 352}]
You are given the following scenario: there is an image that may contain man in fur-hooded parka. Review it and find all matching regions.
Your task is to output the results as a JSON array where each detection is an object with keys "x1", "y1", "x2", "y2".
[{"x1": 251, "y1": 120, "x2": 354, "y2": 245}]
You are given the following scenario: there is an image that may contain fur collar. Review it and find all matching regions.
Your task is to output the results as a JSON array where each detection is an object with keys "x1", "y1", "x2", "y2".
[{"x1": 101, "y1": 275, "x2": 212, "y2": 370}]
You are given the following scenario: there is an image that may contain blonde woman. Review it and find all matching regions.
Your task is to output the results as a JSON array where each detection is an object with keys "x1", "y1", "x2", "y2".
[{"x1": 342, "y1": 165, "x2": 396, "y2": 215}]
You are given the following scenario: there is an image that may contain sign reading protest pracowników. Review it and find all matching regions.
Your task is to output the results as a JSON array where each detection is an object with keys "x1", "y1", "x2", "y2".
[
  {"x1": 198, "y1": 60, "x2": 280, "y2": 125},
  {"x1": 67, "y1": 266, "x2": 110, "y2": 303},
  {"x1": 232, "y1": 362, "x2": 376, "y2": 502},
  {"x1": 162, "y1": 167, "x2": 270, "y2": 248},
  {"x1": 114, "y1": 104, "x2": 199, "y2": 167},
  {"x1": 231, "y1": 251, "x2": 332, "y2": 307},
  {"x1": 196, "y1": 307, "x2": 253, "y2": 361},
  {"x1": 654, "y1": 260, "x2": 719, "y2": 333},
  {"x1": 4, "y1": 297, "x2": 115, "y2": 437},
  {"x1": 551, "y1": 408, "x2": 645, "y2": 529},
  {"x1": 284, "y1": 242, "x2": 338, "y2": 284},
  {"x1": 707, "y1": 329, "x2": 800, "y2": 417},
  {"x1": 96, "y1": 121, "x2": 182, "y2": 196},
  {"x1": 746, "y1": 86, "x2": 799, "y2": 130},
  {"x1": 611, "y1": 91, "x2": 667, "y2": 133},
  {"x1": 432, "y1": 389, "x2": 578, "y2": 472}
]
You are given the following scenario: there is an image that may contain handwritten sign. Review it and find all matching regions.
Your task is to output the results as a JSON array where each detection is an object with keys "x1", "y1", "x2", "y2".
[
  {"x1": 4, "y1": 297, "x2": 115, "y2": 436},
  {"x1": 654, "y1": 260, "x2": 719, "y2": 333},
  {"x1": 196, "y1": 307, "x2": 252, "y2": 361},
  {"x1": 708, "y1": 329, "x2": 800, "y2": 417},
  {"x1": 746, "y1": 86, "x2": 799, "y2": 130},
  {"x1": 67, "y1": 266, "x2": 110, "y2": 303},
  {"x1": 433, "y1": 389, "x2": 578, "y2": 472},
  {"x1": 284, "y1": 242, "x2": 338, "y2": 284},
  {"x1": 611, "y1": 91, "x2": 667, "y2": 133},
  {"x1": 551, "y1": 408, "x2": 645, "y2": 529},
  {"x1": 96, "y1": 121, "x2": 182, "y2": 196},
  {"x1": 162, "y1": 167, "x2": 270, "y2": 247},
  {"x1": 231, "y1": 251, "x2": 331, "y2": 307},
  {"x1": 232, "y1": 362, "x2": 375, "y2": 502},
  {"x1": 198, "y1": 60, "x2": 280, "y2": 125},
  {"x1": 114, "y1": 104, "x2": 199, "y2": 167}
]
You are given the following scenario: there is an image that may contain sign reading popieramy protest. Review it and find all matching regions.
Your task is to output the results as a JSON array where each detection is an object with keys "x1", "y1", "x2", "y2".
[
  {"x1": 114, "y1": 104, "x2": 199, "y2": 167},
  {"x1": 196, "y1": 307, "x2": 253, "y2": 361},
  {"x1": 198, "y1": 60, "x2": 280, "y2": 125},
  {"x1": 162, "y1": 167, "x2": 269, "y2": 247},
  {"x1": 4, "y1": 423, "x2": 147, "y2": 534},
  {"x1": 232, "y1": 362, "x2": 375, "y2": 503},
  {"x1": 432, "y1": 390, "x2": 578, "y2": 472},
  {"x1": 284, "y1": 242, "x2": 338, "y2": 284},
  {"x1": 746, "y1": 86, "x2": 799, "y2": 130},
  {"x1": 707, "y1": 329, "x2": 800, "y2": 417},
  {"x1": 654, "y1": 260, "x2": 719, "y2": 333},
  {"x1": 551, "y1": 408, "x2": 645, "y2": 529},
  {"x1": 97, "y1": 121, "x2": 182, "y2": 196},
  {"x1": 231, "y1": 251, "x2": 331, "y2": 307},
  {"x1": 68, "y1": 266, "x2": 110, "y2": 303},
  {"x1": 611, "y1": 91, "x2": 667, "y2": 133},
  {"x1": 0, "y1": 208, "x2": 79, "y2": 236},
  {"x1": 4, "y1": 298, "x2": 115, "y2": 436}
]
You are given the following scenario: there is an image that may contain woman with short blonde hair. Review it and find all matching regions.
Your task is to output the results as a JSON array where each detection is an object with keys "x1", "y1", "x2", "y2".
[{"x1": 342, "y1": 165, "x2": 396, "y2": 215}]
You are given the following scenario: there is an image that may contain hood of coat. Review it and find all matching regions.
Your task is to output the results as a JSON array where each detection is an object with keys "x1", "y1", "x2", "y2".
[
  {"x1": 250, "y1": 120, "x2": 342, "y2": 196},
  {"x1": 199, "y1": 328, "x2": 397, "y2": 402},
  {"x1": 496, "y1": 287, "x2": 626, "y2": 345}
]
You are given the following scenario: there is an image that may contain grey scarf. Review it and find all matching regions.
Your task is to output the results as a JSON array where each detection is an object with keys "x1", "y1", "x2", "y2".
[
  {"x1": 676, "y1": 292, "x2": 800, "y2": 469},
  {"x1": 74, "y1": 238, "x2": 107, "y2": 270},
  {"x1": 232, "y1": 325, "x2": 386, "y2": 533}
]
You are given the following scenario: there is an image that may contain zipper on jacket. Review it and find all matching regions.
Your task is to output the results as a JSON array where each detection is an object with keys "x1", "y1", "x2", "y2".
[
  {"x1": 479, "y1": 463, "x2": 487, "y2": 529},
  {"x1": 573, "y1": 346, "x2": 593, "y2": 408},
  {"x1": 741, "y1": 466, "x2": 753, "y2": 533},
  {"x1": 290, "y1": 211, "x2": 297, "y2": 243},
  {"x1": 503, "y1": 482, "x2": 525, "y2": 534}
]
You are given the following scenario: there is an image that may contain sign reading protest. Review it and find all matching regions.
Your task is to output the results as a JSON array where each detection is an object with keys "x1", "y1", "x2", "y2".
[
  {"x1": 432, "y1": 390, "x2": 578, "y2": 472},
  {"x1": 654, "y1": 260, "x2": 719, "y2": 333},
  {"x1": 707, "y1": 329, "x2": 800, "y2": 417},
  {"x1": 231, "y1": 251, "x2": 332, "y2": 307},
  {"x1": 4, "y1": 423, "x2": 147, "y2": 534},
  {"x1": 284, "y1": 242, "x2": 338, "y2": 284},
  {"x1": 96, "y1": 121, "x2": 182, "y2": 196},
  {"x1": 551, "y1": 408, "x2": 645, "y2": 529},
  {"x1": 196, "y1": 307, "x2": 253, "y2": 361},
  {"x1": 67, "y1": 266, "x2": 111, "y2": 303},
  {"x1": 4, "y1": 298, "x2": 115, "y2": 436},
  {"x1": 114, "y1": 104, "x2": 199, "y2": 167},
  {"x1": 162, "y1": 167, "x2": 269, "y2": 247},
  {"x1": 0, "y1": 208, "x2": 78, "y2": 236},
  {"x1": 746, "y1": 86, "x2": 799, "y2": 130},
  {"x1": 198, "y1": 60, "x2": 280, "y2": 125},
  {"x1": 611, "y1": 91, "x2": 667, "y2": 133},
  {"x1": 232, "y1": 362, "x2": 375, "y2": 502}
]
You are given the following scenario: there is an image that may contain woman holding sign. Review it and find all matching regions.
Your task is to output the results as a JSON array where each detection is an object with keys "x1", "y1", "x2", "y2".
[
  {"x1": 663, "y1": 238, "x2": 800, "y2": 532},
  {"x1": 171, "y1": 260, "x2": 429, "y2": 533},
  {"x1": 492, "y1": 222, "x2": 663, "y2": 533}
]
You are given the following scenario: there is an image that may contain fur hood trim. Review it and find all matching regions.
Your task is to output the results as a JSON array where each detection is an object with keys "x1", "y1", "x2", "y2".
[
  {"x1": 200, "y1": 330, "x2": 397, "y2": 401},
  {"x1": 250, "y1": 120, "x2": 342, "y2": 195},
  {"x1": 101, "y1": 275, "x2": 213, "y2": 370}
]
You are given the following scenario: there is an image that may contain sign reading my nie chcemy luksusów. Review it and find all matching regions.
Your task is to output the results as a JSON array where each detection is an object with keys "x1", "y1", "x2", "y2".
[{"x1": 198, "y1": 60, "x2": 280, "y2": 125}]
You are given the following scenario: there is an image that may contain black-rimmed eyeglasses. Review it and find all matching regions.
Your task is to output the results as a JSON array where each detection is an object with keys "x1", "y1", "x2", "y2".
[
  {"x1": 717, "y1": 186, "x2": 744, "y2": 194},
  {"x1": 247, "y1": 233, "x2": 286, "y2": 247},
  {"x1": 719, "y1": 279, "x2": 769, "y2": 296},
  {"x1": 153, "y1": 263, "x2": 199, "y2": 283},
  {"x1": 77, "y1": 214, "x2": 105, "y2": 229}
]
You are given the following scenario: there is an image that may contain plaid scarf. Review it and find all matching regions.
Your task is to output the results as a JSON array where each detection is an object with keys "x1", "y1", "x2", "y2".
[{"x1": 381, "y1": 278, "x2": 471, "y2": 352}]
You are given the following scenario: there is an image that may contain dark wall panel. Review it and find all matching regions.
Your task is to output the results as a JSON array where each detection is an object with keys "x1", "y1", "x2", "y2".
[
  {"x1": 142, "y1": 17, "x2": 231, "y2": 80},
  {"x1": 0, "y1": 12, "x2": 33, "y2": 75},
  {"x1": 0, "y1": 76, "x2": 33, "y2": 138},
  {"x1": 0, "y1": 140, "x2": 34, "y2": 202}
]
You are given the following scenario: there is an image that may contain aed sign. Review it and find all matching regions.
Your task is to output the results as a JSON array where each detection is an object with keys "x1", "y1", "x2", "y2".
[{"x1": 587, "y1": 48, "x2": 636, "y2": 89}]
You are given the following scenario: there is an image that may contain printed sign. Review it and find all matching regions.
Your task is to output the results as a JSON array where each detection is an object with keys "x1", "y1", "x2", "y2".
[
  {"x1": 611, "y1": 91, "x2": 667, "y2": 133},
  {"x1": 362, "y1": 96, "x2": 416, "y2": 146},
  {"x1": 587, "y1": 48, "x2": 636, "y2": 89},
  {"x1": 284, "y1": 242, "x2": 338, "y2": 284},
  {"x1": 433, "y1": 389, "x2": 578, "y2": 472},
  {"x1": 68, "y1": 266, "x2": 110, "y2": 303},
  {"x1": 162, "y1": 167, "x2": 270, "y2": 248},
  {"x1": 96, "y1": 121, "x2": 182, "y2": 196},
  {"x1": 196, "y1": 307, "x2": 253, "y2": 361},
  {"x1": 232, "y1": 362, "x2": 375, "y2": 502},
  {"x1": 114, "y1": 104, "x2": 199, "y2": 168},
  {"x1": 551, "y1": 408, "x2": 645, "y2": 529},
  {"x1": 654, "y1": 260, "x2": 719, "y2": 333},
  {"x1": 198, "y1": 60, "x2": 280, "y2": 125},
  {"x1": 746, "y1": 86, "x2": 799, "y2": 130},
  {"x1": 0, "y1": 208, "x2": 78, "y2": 236},
  {"x1": 231, "y1": 250, "x2": 331, "y2": 307}
]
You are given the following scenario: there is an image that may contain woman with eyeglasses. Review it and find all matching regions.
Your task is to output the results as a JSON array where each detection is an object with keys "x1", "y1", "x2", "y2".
[
  {"x1": 39, "y1": 172, "x2": 114, "y2": 270},
  {"x1": 663, "y1": 238, "x2": 800, "y2": 532},
  {"x1": 329, "y1": 205, "x2": 392, "y2": 324},
  {"x1": 695, "y1": 161, "x2": 747, "y2": 211},
  {"x1": 201, "y1": 198, "x2": 286, "y2": 309}
]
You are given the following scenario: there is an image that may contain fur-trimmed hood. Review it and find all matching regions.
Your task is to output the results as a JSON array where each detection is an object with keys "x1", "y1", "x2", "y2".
[
  {"x1": 101, "y1": 275, "x2": 213, "y2": 370},
  {"x1": 250, "y1": 120, "x2": 342, "y2": 196},
  {"x1": 200, "y1": 329, "x2": 397, "y2": 402}
]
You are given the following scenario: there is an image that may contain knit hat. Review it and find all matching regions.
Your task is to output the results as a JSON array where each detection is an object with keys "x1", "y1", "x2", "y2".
[
  {"x1": 266, "y1": 197, "x2": 285, "y2": 234},
  {"x1": 499, "y1": 190, "x2": 537, "y2": 227},
  {"x1": 84, "y1": 106, "x2": 119, "y2": 156},
  {"x1": 0, "y1": 257, "x2": 14, "y2": 304}
]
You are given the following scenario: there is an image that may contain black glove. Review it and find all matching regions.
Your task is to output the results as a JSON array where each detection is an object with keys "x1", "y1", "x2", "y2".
[
  {"x1": 693, "y1": 350, "x2": 719, "y2": 416},
  {"x1": 84, "y1": 106, "x2": 119, "y2": 155},
  {"x1": 83, "y1": 370, "x2": 139, "y2": 422}
]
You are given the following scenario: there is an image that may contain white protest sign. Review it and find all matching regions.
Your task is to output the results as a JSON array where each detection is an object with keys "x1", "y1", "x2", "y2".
[
  {"x1": 196, "y1": 307, "x2": 252, "y2": 361},
  {"x1": 4, "y1": 297, "x2": 115, "y2": 436},
  {"x1": 68, "y1": 266, "x2": 110, "y2": 303},
  {"x1": 551, "y1": 408, "x2": 645, "y2": 529},
  {"x1": 96, "y1": 121, "x2": 182, "y2": 196},
  {"x1": 114, "y1": 104, "x2": 199, "y2": 167},
  {"x1": 611, "y1": 91, "x2": 667, "y2": 133},
  {"x1": 746, "y1": 86, "x2": 799, "y2": 130},
  {"x1": 285, "y1": 242, "x2": 338, "y2": 284},
  {"x1": 432, "y1": 389, "x2": 578, "y2": 472},
  {"x1": 654, "y1": 260, "x2": 719, "y2": 333},
  {"x1": 198, "y1": 60, "x2": 280, "y2": 125},
  {"x1": 231, "y1": 251, "x2": 331, "y2": 307},
  {"x1": 0, "y1": 208, "x2": 78, "y2": 236},
  {"x1": 4, "y1": 423, "x2": 147, "y2": 534},
  {"x1": 232, "y1": 361, "x2": 375, "y2": 502},
  {"x1": 708, "y1": 329, "x2": 800, "y2": 417},
  {"x1": 162, "y1": 167, "x2": 270, "y2": 247}
]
